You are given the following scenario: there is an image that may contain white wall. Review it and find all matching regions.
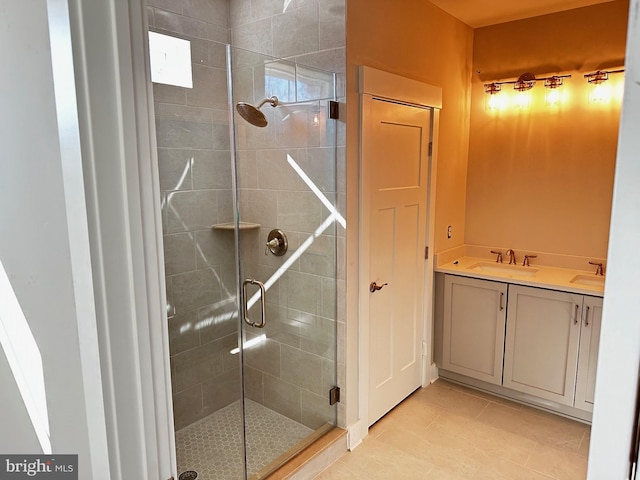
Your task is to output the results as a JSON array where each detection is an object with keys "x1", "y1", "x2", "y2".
[
  {"x1": 0, "y1": 0, "x2": 106, "y2": 476},
  {"x1": 588, "y1": 0, "x2": 640, "y2": 477}
]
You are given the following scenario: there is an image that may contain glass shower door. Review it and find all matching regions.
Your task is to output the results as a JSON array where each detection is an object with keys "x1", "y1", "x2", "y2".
[{"x1": 228, "y1": 46, "x2": 340, "y2": 478}]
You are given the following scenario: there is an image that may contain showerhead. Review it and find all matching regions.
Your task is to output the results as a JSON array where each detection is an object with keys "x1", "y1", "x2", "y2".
[{"x1": 236, "y1": 96, "x2": 279, "y2": 127}]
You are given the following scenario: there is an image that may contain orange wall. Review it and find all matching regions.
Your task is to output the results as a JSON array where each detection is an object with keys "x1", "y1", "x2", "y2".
[
  {"x1": 346, "y1": 0, "x2": 474, "y2": 255},
  {"x1": 465, "y1": 1, "x2": 629, "y2": 258},
  {"x1": 344, "y1": 0, "x2": 473, "y2": 426}
]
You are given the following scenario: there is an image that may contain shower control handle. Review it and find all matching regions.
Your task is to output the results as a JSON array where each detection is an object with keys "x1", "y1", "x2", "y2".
[
  {"x1": 265, "y1": 229, "x2": 288, "y2": 256},
  {"x1": 242, "y1": 278, "x2": 266, "y2": 328}
]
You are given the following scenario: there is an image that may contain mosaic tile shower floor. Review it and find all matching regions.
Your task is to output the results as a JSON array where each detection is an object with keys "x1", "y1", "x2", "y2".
[{"x1": 176, "y1": 399, "x2": 313, "y2": 480}]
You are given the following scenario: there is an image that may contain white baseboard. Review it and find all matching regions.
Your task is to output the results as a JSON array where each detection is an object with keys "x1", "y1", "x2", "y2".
[{"x1": 346, "y1": 420, "x2": 367, "y2": 451}]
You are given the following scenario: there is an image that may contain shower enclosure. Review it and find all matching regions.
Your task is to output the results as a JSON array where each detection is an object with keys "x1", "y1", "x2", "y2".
[{"x1": 152, "y1": 35, "x2": 340, "y2": 479}]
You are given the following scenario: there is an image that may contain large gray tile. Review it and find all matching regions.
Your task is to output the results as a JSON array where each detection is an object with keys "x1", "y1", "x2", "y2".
[
  {"x1": 301, "y1": 389, "x2": 335, "y2": 429},
  {"x1": 156, "y1": 118, "x2": 214, "y2": 149},
  {"x1": 153, "y1": 82, "x2": 187, "y2": 105},
  {"x1": 197, "y1": 299, "x2": 238, "y2": 344},
  {"x1": 256, "y1": 149, "x2": 304, "y2": 190},
  {"x1": 239, "y1": 189, "x2": 278, "y2": 227},
  {"x1": 295, "y1": 47, "x2": 345, "y2": 75},
  {"x1": 244, "y1": 338, "x2": 281, "y2": 378},
  {"x1": 157, "y1": 148, "x2": 193, "y2": 191},
  {"x1": 319, "y1": 0, "x2": 345, "y2": 50},
  {"x1": 186, "y1": 65, "x2": 228, "y2": 110},
  {"x1": 148, "y1": 0, "x2": 182, "y2": 14},
  {"x1": 192, "y1": 149, "x2": 232, "y2": 189},
  {"x1": 212, "y1": 121, "x2": 231, "y2": 150},
  {"x1": 195, "y1": 229, "x2": 234, "y2": 268},
  {"x1": 171, "y1": 267, "x2": 221, "y2": 313},
  {"x1": 321, "y1": 276, "x2": 336, "y2": 319},
  {"x1": 182, "y1": 0, "x2": 228, "y2": 27},
  {"x1": 154, "y1": 8, "x2": 209, "y2": 39},
  {"x1": 286, "y1": 271, "x2": 322, "y2": 315},
  {"x1": 236, "y1": 150, "x2": 258, "y2": 189},
  {"x1": 277, "y1": 191, "x2": 324, "y2": 234},
  {"x1": 168, "y1": 310, "x2": 200, "y2": 355},
  {"x1": 172, "y1": 384, "x2": 203, "y2": 430},
  {"x1": 281, "y1": 344, "x2": 323, "y2": 395},
  {"x1": 244, "y1": 366, "x2": 264, "y2": 404},
  {"x1": 232, "y1": 17, "x2": 273, "y2": 56},
  {"x1": 300, "y1": 234, "x2": 336, "y2": 277},
  {"x1": 263, "y1": 374, "x2": 302, "y2": 422},
  {"x1": 300, "y1": 147, "x2": 337, "y2": 193},
  {"x1": 172, "y1": 347, "x2": 224, "y2": 393},
  {"x1": 163, "y1": 232, "x2": 196, "y2": 275},
  {"x1": 272, "y1": 3, "x2": 319, "y2": 58},
  {"x1": 155, "y1": 102, "x2": 215, "y2": 123},
  {"x1": 166, "y1": 189, "x2": 218, "y2": 233},
  {"x1": 202, "y1": 368, "x2": 241, "y2": 412}
]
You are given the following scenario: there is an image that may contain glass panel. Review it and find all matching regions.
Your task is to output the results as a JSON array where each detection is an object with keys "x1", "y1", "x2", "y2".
[
  {"x1": 147, "y1": 11, "x2": 246, "y2": 476},
  {"x1": 229, "y1": 45, "x2": 339, "y2": 479}
]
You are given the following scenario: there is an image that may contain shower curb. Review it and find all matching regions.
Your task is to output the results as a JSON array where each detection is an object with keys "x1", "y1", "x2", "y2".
[{"x1": 261, "y1": 428, "x2": 347, "y2": 480}]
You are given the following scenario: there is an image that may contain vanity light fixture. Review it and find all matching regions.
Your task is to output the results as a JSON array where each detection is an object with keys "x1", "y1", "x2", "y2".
[
  {"x1": 484, "y1": 72, "x2": 571, "y2": 109},
  {"x1": 514, "y1": 72, "x2": 536, "y2": 92},
  {"x1": 543, "y1": 75, "x2": 571, "y2": 106},
  {"x1": 484, "y1": 82, "x2": 505, "y2": 110},
  {"x1": 584, "y1": 69, "x2": 624, "y2": 103}
]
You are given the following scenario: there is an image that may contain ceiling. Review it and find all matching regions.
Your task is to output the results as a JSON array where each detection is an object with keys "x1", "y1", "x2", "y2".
[{"x1": 428, "y1": 0, "x2": 618, "y2": 28}]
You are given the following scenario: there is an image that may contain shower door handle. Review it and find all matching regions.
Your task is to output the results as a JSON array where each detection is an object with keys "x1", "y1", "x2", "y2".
[{"x1": 242, "y1": 278, "x2": 266, "y2": 328}]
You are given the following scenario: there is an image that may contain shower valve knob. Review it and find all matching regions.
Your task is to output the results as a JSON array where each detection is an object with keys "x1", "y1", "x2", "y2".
[{"x1": 265, "y1": 229, "x2": 288, "y2": 256}]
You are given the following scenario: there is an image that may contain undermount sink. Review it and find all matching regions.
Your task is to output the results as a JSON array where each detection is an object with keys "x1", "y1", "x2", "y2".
[
  {"x1": 570, "y1": 274, "x2": 605, "y2": 287},
  {"x1": 468, "y1": 262, "x2": 539, "y2": 277}
]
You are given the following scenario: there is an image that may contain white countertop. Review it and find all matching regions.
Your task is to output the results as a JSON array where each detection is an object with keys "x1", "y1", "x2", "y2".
[{"x1": 436, "y1": 256, "x2": 605, "y2": 297}]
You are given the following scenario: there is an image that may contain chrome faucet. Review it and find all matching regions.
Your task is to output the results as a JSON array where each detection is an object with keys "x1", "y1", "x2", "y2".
[
  {"x1": 589, "y1": 261, "x2": 604, "y2": 276},
  {"x1": 490, "y1": 250, "x2": 503, "y2": 263},
  {"x1": 506, "y1": 249, "x2": 516, "y2": 265},
  {"x1": 522, "y1": 254, "x2": 537, "y2": 267}
]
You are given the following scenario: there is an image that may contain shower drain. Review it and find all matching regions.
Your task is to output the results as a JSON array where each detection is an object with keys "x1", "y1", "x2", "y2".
[{"x1": 178, "y1": 471, "x2": 198, "y2": 480}]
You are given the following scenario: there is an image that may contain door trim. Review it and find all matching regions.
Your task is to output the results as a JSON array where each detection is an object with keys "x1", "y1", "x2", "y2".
[{"x1": 354, "y1": 66, "x2": 441, "y2": 449}]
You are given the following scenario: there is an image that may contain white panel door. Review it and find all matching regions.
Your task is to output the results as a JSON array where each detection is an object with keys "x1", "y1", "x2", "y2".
[
  {"x1": 575, "y1": 296, "x2": 603, "y2": 412},
  {"x1": 365, "y1": 98, "x2": 431, "y2": 425},
  {"x1": 504, "y1": 285, "x2": 582, "y2": 406},
  {"x1": 442, "y1": 275, "x2": 507, "y2": 385}
]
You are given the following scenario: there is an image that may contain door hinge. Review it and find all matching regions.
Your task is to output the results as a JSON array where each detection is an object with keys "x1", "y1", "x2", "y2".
[
  {"x1": 428, "y1": 142, "x2": 433, "y2": 156},
  {"x1": 329, "y1": 100, "x2": 340, "y2": 119},
  {"x1": 329, "y1": 386, "x2": 341, "y2": 405},
  {"x1": 425, "y1": 246, "x2": 429, "y2": 259}
]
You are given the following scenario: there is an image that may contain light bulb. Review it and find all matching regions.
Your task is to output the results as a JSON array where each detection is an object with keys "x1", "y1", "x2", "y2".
[
  {"x1": 589, "y1": 83, "x2": 611, "y2": 103},
  {"x1": 545, "y1": 88, "x2": 562, "y2": 107},
  {"x1": 514, "y1": 91, "x2": 531, "y2": 109}
]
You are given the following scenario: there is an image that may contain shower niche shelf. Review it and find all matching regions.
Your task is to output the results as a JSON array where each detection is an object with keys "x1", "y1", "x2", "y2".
[{"x1": 211, "y1": 221, "x2": 260, "y2": 231}]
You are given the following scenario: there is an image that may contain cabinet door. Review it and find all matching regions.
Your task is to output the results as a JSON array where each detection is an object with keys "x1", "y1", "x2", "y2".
[
  {"x1": 574, "y1": 296, "x2": 603, "y2": 412},
  {"x1": 442, "y1": 275, "x2": 507, "y2": 385},
  {"x1": 503, "y1": 285, "x2": 582, "y2": 406}
]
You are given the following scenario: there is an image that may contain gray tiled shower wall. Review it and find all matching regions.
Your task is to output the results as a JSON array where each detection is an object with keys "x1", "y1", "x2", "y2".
[{"x1": 148, "y1": 0, "x2": 346, "y2": 431}]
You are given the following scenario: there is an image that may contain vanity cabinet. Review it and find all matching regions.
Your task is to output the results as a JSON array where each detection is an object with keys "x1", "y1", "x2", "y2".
[
  {"x1": 503, "y1": 285, "x2": 603, "y2": 409},
  {"x1": 442, "y1": 276, "x2": 507, "y2": 385},
  {"x1": 503, "y1": 285, "x2": 583, "y2": 406},
  {"x1": 574, "y1": 296, "x2": 603, "y2": 412},
  {"x1": 440, "y1": 275, "x2": 603, "y2": 415}
]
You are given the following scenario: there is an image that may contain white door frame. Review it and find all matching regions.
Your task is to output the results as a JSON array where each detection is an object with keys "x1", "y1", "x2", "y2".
[
  {"x1": 66, "y1": 0, "x2": 176, "y2": 478},
  {"x1": 354, "y1": 66, "x2": 441, "y2": 448}
]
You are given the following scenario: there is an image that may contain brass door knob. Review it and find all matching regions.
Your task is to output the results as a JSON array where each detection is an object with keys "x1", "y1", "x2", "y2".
[{"x1": 369, "y1": 281, "x2": 388, "y2": 293}]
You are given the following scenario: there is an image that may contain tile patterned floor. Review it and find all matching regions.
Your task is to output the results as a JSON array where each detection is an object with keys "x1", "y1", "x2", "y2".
[
  {"x1": 317, "y1": 380, "x2": 591, "y2": 480},
  {"x1": 176, "y1": 399, "x2": 313, "y2": 479}
]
